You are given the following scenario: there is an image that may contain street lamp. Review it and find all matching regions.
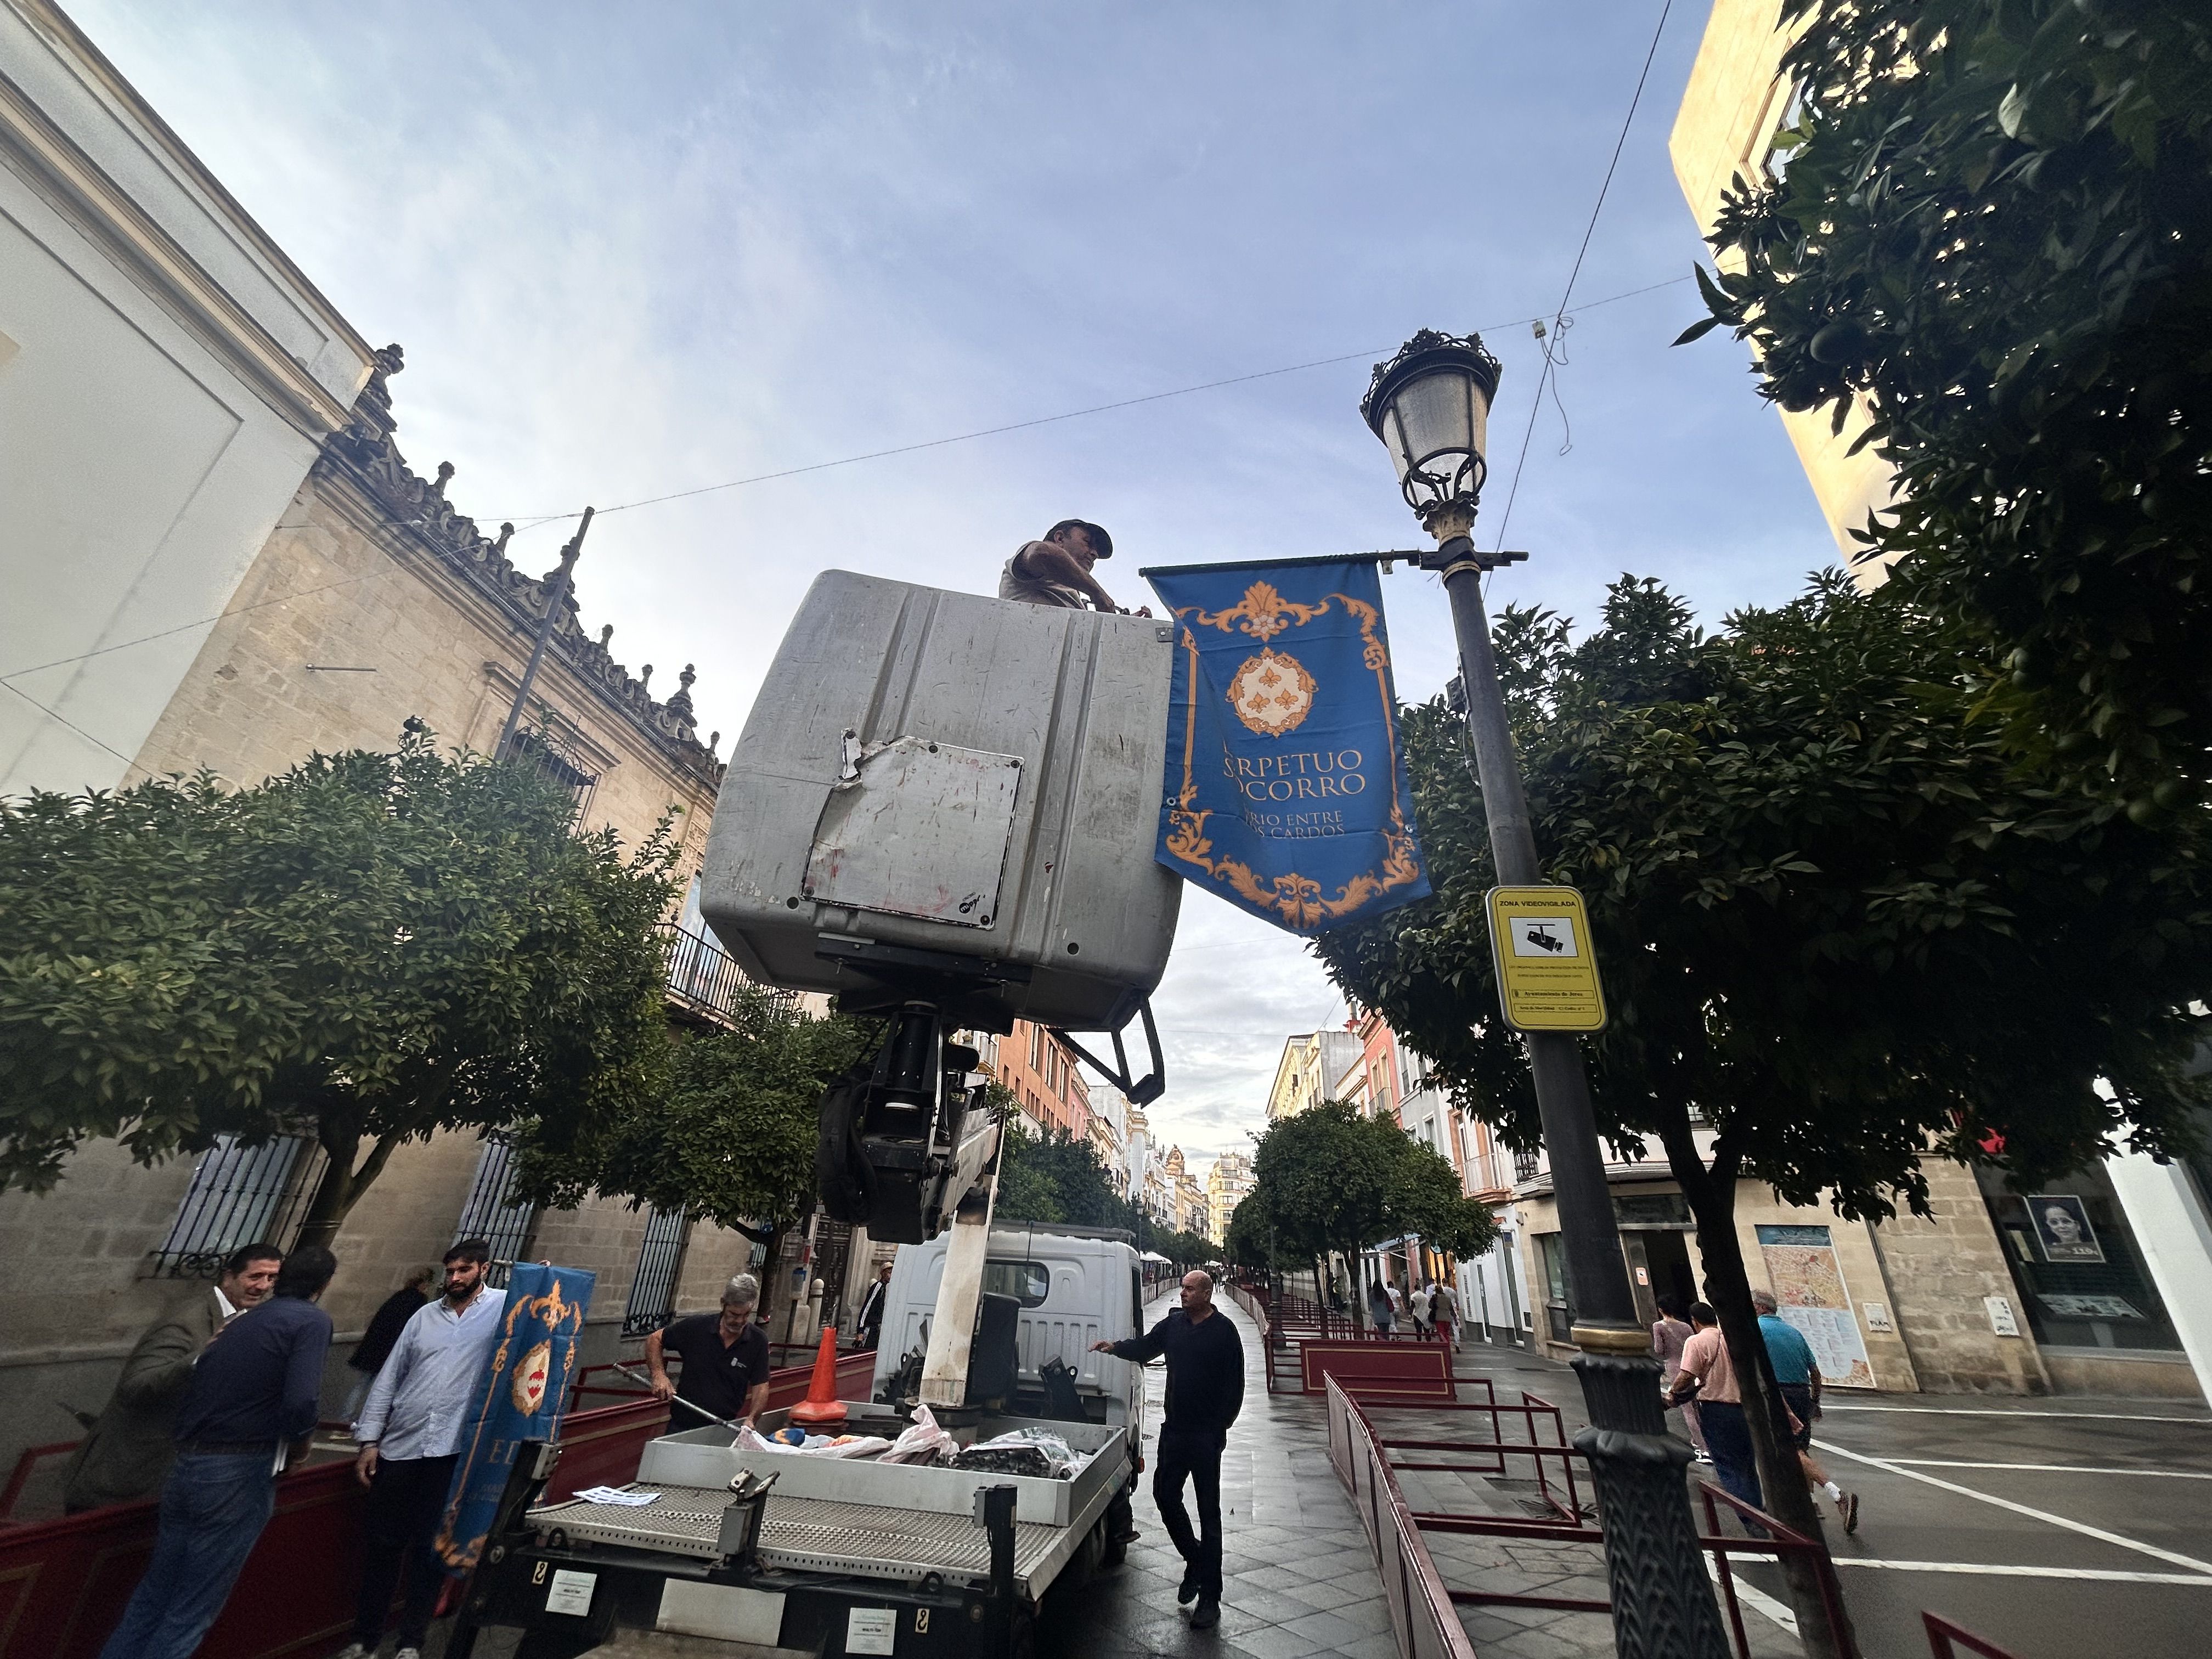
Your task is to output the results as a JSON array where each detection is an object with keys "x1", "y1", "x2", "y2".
[{"x1": 1362, "y1": 331, "x2": 1729, "y2": 1659}]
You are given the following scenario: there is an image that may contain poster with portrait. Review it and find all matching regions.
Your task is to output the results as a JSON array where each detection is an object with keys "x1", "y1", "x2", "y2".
[
  {"x1": 1754, "y1": 1224, "x2": 1876, "y2": 1389},
  {"x1": 2027, "y1": 1194, "x2": 2104, "y2": 1263}
]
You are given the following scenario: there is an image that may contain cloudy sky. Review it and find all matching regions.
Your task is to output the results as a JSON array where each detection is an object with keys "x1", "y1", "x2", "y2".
[{"x1": 75, "y1": 0, "x2": 1833, "y2": 1173}]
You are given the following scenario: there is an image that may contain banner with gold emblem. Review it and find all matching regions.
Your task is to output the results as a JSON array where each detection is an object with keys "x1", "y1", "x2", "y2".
[
  {"x1": 1143, "y1": 556, "x2": 1429, "y2": 935},
  {"x1": 434, "y1": 1261, "x2": 595, "y2": 1571}
]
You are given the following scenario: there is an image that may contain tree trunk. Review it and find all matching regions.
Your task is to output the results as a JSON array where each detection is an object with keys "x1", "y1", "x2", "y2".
[
  {"x1": 1663, "y1": 1118, "x2": 1854, "y2": 1659},
  {"x1": 294, "y1": 1121, "x2": 407, "y2": 1252}
]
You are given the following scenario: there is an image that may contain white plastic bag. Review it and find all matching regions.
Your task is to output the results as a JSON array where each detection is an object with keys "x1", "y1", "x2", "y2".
[{"x1": 882, "y1": 1403, "x2": 959, "y2": 1466}]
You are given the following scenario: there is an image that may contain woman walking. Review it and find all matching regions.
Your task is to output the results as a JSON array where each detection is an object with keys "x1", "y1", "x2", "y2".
[{"x1": 1652, "y1": 1297, "x2": 1709, "y2": 1463}]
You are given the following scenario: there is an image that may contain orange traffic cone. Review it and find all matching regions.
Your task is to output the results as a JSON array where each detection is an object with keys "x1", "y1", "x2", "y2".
[{"x1": 788, "y1": 1326, "x2": 849, "y2": 1427}]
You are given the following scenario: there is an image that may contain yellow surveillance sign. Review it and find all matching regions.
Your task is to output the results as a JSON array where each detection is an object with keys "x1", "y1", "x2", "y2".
[{"x1": 1486, "y1": 886, "x2": 1608, "y2": 1033}]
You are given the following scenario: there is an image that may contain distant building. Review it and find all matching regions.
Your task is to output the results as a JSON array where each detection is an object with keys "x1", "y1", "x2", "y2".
[
  {"x1": 1265, "y1": 1026, "x2": 1364, "y2": 1120},
  {"x1": 1088, "y1": 1091, "x2": 1131, "y2": 1198},
  {"x1": 1205, "y1": 1152, "x2": 1254, "y2": 1246},
  {"x1": 996, "y1": 1020, "x2": 1091, "y2": 1144}
]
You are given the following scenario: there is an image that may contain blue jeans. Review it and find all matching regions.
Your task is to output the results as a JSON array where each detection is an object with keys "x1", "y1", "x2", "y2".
[
  {"x1": 99, "y1": 1449, "x2": 276, "y2": 1659},
  {"x1": 1695, "y1": 1400, "x2": 1767, "y2": 1518}
]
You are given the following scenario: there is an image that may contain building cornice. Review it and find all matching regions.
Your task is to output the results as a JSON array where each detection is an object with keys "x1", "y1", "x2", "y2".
[{"x1": 314, "y1": 350, "x2": 726, "y2": 791}]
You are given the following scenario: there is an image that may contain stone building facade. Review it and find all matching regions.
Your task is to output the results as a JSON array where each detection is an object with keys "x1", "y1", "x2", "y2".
[{"x1": 0, "y1": 352, "x2": 792, "y2": 1502}]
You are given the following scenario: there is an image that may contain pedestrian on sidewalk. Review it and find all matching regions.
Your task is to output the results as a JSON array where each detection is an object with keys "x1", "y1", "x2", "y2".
[
  {"x1": 1651, "y1": 1297, "x2": 1709, "y2": 1464},
  {"x1": 1666, "y1": 1302, "x2": 1763, "y2": 1516},
  {"x1": 855, "y1": 1261, "x2": 893, "y2": 1353},
  {"x1": 342, "y1": 1263, "x2": 437, "y2": 1421},
  {"x1": 1367, "y1": 1278, "x2": 1395, "y2": 1337},
  {"x1": 1430, "y1": 1280, "x2": 1458, "y2": 1351},
  {"x1": 98, "y1": 1245, "x2": 337, "y2": 1659},
  {"x1": 1408, "y1": 1280, "x2": 1432, "y2": 1339},
  {"x1": 1754, "y1": 1289, "x2": 1859, "y2": 1534},
  {"x1": 1093, "y1": 1269, "x2": 1244, "y2": 1631},
  {"x1": 337, "y1": 1239, "x2": 507, "y2": 1659},
  {"x1": 63, "y1": 1242, "x2": 282, "y2": 1514}
]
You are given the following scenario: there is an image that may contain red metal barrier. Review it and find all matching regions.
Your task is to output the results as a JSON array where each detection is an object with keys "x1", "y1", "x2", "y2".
[
  {"x1": 0, "y1": 1441, "x2": 78, "y2": 1524},
  {"x1": 1301, "y1": 1340, "x2": 1458, "y2": 1402},
  {"x1": 1323, "y1": 1376, "x2": 1480, "y2": 1659},
  {"x1": 1923, "y1": 1611, "x2": 2024, "y2": 1659},
  {"x1": 0, "y1": 1347, "x2": 882, "y2": 1656}
]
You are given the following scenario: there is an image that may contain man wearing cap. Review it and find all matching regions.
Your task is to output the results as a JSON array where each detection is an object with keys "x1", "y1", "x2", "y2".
[{"x1": 998, "y1": 520, "x2": 1149, "y2": 615}]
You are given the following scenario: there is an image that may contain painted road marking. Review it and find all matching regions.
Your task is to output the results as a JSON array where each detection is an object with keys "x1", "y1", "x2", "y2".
[
  {"x1": 1824, "y1": 1405, "x2": 2212, "y2": 1425},
  {"x1": 1705, "y1": 1555, "x2": 1795, "y2": 1634},
  {"x1": 1880, "y1": 1459, "x2": 2212, "y2": 1480},
  {"x1": 1832, "y1": 1560, "x2": 2212, "y2": 1585},
  {"x1": 1814, "y1": 1440, "x2": 2212, "y2": 1577}
]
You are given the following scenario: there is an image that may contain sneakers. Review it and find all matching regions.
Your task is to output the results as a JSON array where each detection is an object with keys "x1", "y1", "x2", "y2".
[
  {"x1": 331, "y1": 1648, "x2": 370, "y2": 1659},
  {"x1": 1177, "y1": 1570, "x2": 1201, "y2": 1605},
  {"x1": 1840, "y1": 1491, "x2": 1860, "y2": 1535},
  {"x1": 396, "y1": 1649, "x2": 424, "y2": 1659},
  {"x1": 1190, "y1": 1596, "x2": 1221, "y2": 1629}
]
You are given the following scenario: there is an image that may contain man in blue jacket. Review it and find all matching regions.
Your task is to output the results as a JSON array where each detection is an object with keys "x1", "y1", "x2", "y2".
[
  {"x1": 99, "y1": 1244, "x2": 338, "y2": 1659},
  {"x1": 1756, "y1": 1289, "x2": 1860, "y2": 1534},
  {"x1": 1094, "y1": 1269, "x2": 1245, "y2": 1630}
]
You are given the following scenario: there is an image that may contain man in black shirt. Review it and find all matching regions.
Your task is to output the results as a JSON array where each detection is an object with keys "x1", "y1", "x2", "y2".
[
  {"x1": 1094, "y1": 1269, "x2": 1244, "y2": 1629},
  {"x1": 99, "y1": 1244, "x2": 337, "y2": 1659},
  {"x1": 646, "y1": 1273, "x2": 773, "y2": 1434}
]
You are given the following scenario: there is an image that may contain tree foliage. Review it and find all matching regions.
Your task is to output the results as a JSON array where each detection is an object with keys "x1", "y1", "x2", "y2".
[
  {"x1": 0, "y1": 729, "x2": 680, "y2": 1242},
  {"x1": 1227, "y1": 1101, "x2": 1498, "y2": 1314},
  {"x1": 1683, "y1": 0, "x2": 2212, "y2": 812},
  {"x1": 514, "y1": 986, "x2": 876, "y2": 1242},
  {"x1": 994, "y1": 1116, "x2": 1218, "y2": 1267},
  {"x1": 1320, "y1": 573, "x2": 2208, "y2": 1211},
  {"x1": 1313, "y1": 568, "x2": 2208, "y2": 1569}
]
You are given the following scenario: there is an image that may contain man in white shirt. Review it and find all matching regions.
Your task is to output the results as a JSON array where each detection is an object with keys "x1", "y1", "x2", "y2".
[{"x1": 337, "y1": 1239, "x2": 506, "y2": 1659}]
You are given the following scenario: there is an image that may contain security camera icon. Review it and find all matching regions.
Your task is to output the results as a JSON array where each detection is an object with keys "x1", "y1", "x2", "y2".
[{"x1": 1523, "y1": 923, "x2": 1566, "y2": 954}]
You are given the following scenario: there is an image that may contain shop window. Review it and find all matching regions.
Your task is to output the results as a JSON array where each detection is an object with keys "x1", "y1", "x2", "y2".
[
  {"x1": 1978, "y1": 1164, "x2": 2185, "y2": 1355},
  {"x1": 1537, "y1": 1232, "x2": 1573, "y2": 1344}
]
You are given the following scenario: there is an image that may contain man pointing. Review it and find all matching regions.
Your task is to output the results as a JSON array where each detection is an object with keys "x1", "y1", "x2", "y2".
[{"x1": 1093, "y1": 1269, "x2": 1243, "y2": 1629}]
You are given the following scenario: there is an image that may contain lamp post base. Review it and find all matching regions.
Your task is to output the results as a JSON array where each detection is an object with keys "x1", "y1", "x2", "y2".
[{"x1": 1571, "y1": 1351, "x2": 1733, "y2": 1659}]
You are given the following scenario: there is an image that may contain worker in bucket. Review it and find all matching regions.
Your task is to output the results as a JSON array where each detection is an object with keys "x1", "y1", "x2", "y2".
[{"x1": 998, "y1": 518, "x2": 1149, "y2": 616}]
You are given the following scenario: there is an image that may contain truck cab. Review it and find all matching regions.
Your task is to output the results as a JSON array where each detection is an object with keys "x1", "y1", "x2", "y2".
[{"x1": 874, "y1": 1223, "x2": 1147, "y2": 1429}]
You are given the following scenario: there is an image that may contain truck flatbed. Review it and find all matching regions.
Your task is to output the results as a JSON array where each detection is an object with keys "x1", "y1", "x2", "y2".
[{"x1": 529, "y1": 1482, "x2": 1074, "y2": 1597}]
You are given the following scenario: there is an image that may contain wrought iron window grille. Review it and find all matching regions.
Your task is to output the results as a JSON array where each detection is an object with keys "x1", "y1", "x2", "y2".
[
  {"x1": 453, "y1": 1135, "x2": 536, "y2": 1288},
  {"x1": 149, "y1": 1135, "x2": 329, "y2": 1279},
  {"x1": 622, "y1": 1205, "x2": 690, "y2": 1338}
]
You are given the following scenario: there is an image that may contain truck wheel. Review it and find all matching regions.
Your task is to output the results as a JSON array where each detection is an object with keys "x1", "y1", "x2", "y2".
[{"x1": 1101, "y1": 1493, "x2": 1133, "y2": 1567}]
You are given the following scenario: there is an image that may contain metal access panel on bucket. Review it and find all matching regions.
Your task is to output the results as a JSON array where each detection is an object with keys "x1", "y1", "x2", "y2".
[{"x1": 700, "y1": 571, "x2": 1181, "y2": 1031}]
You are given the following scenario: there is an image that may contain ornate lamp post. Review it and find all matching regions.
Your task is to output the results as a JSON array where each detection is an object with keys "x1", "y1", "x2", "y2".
[{"x1": 1361, "y1": 331, "x2": 1729, "y2": 1659}]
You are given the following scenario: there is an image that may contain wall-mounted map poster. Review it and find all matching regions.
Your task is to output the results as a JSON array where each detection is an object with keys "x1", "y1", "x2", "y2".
[{"x1": 1755, "y1": 1224, "x2": 1876, "y2": 1389}]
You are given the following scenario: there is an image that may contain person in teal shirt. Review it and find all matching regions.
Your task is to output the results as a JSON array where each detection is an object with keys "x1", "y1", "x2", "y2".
[{"x1": 1755, "y1": 1289, "x2": 1859, "y2": 1533}]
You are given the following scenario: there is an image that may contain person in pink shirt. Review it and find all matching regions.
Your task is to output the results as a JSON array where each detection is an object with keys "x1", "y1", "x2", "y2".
[{"x1": 1667, "y1": 1302, "x2": 1762, "y2": 1514}]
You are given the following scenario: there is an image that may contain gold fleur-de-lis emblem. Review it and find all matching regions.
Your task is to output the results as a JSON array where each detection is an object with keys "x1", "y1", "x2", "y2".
[{"x1": 1228, "y1": 649, "x2": 1316, "y2": 736}]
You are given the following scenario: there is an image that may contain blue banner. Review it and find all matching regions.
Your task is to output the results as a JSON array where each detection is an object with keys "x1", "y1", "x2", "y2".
[
  {"x1": 1144, "y1": 558, "x2": 1429, "y2": 934},
  {"x1": 434, "y1": 1262, "x2": 595, "y2": 1571}
]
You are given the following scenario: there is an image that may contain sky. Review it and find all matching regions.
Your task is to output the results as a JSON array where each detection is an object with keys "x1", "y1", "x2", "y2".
[{"x1": 73, "y1": 0, "x2": 1837, "y2": 1174}]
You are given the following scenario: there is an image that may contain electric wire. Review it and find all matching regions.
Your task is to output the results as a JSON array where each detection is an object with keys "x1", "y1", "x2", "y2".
[
  {"x1": 1, "y1": 275, "x2": 1690, "y2": 690},
  {"x1": 1486, "y1": 0, "x2": 1675, "y2": 561}
]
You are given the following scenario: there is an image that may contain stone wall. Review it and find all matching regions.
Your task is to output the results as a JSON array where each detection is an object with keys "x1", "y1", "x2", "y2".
[{"x1": 1871, "y1": 1159, "x2": 2052, "y2": 1396}]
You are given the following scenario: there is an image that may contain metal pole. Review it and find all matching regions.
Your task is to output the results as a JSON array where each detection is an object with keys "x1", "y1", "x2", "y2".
[
  {"x1": 1426, "y1": 526, "x2": 1730, "y2": 1659},
  {"x1": 495, "y1": 506, "x2": 594, "y2": 759}
]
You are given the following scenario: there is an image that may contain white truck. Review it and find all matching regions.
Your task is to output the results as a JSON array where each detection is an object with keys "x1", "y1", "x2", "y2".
[{"x1": 450, "y1": 1226, "x2": 1149, "y2": 1657}]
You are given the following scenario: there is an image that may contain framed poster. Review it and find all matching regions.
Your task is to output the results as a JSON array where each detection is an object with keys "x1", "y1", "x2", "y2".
[
  {"x1": 1754, "y1": 1224, "x2": 1876, "y2": 1388},
  {"x1": 2027, "y1": 1194, "x2": 2105, "y2": 1263}
]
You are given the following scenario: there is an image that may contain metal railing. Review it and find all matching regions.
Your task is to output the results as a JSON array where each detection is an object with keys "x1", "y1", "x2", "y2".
[
  {"x1": 1325, "y1": 1376, "x2": 1481, "y2": 1659},
  {"x1": 1332, "y1": 1382, "x2": 1864, "y2": 1659},
  {"x1": 658, "y1": 922, "x2": 798, "y2": 1026},
  {"x1": 146, "y1": 1135, "x2": 328, "y2": 1278}
]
